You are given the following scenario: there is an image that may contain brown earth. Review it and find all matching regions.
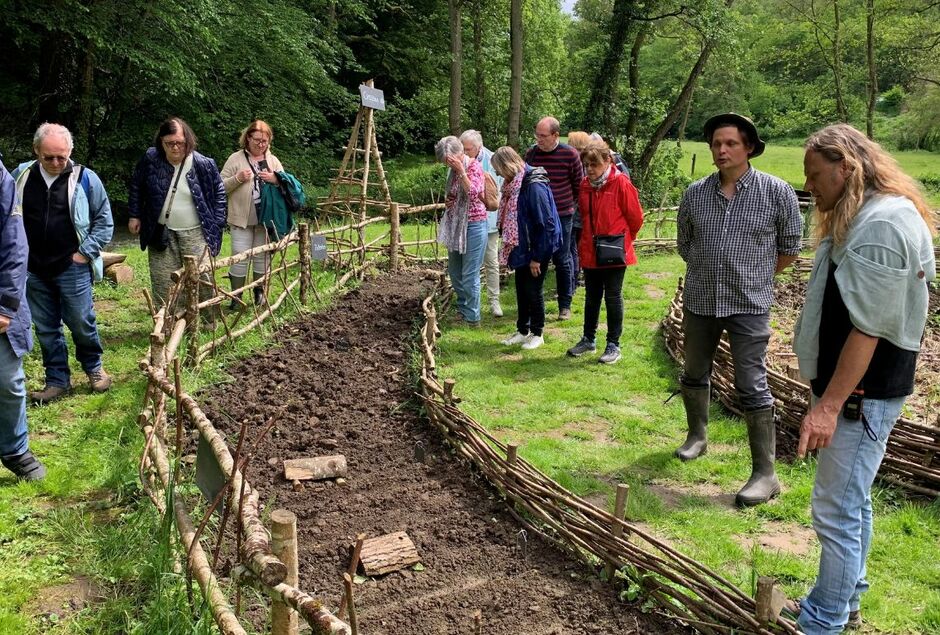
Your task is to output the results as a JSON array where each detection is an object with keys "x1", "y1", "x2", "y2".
[{"x1": 201, "y1": 270, "x2": 689, "y2": 635}]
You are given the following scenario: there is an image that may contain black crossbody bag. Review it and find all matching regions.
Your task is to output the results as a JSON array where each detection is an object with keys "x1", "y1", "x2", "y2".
[{"x1": 589, "y1": 190, "x2": 626, "y2": 266}]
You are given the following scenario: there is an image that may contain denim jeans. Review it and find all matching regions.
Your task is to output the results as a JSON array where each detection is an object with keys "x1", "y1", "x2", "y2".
[
  {"x1": 798, "y1": 395, "x2": 905, "y2": 635},
  {"x1": 447, "y1": 220, "x2": 488, "y2": 322},
  {"x1": 583, "y1": 267, "x2": 625, "y2": 346},
  {"x1": 552, "y1": 214, "x2": 574, "y2": 311},
  {"x1": 0, "y1": 335, "x2": 29, "y2": 457},
  {"x1": 514, "y1": 261, "x2": 549, "y2": 336},
  {"x1": 26, "y1": 261, "x2": 105, "y2": 388},
  {"x1": 680, "y1": 311, "x2": 773, "y2": 411}
]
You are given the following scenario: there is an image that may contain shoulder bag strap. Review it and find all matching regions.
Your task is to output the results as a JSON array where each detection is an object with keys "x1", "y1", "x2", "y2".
[{"x1": 162, "y1": 161, "x2": 187, "y2": 222}]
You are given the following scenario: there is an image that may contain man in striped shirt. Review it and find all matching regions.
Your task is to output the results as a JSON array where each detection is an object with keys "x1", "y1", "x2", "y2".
[
  {"x1": 675, "y1": 113, "x2": 802, "y2": 507},
  {"x1": 524, "y1": 117, "x2": 583, "y2": 320}
]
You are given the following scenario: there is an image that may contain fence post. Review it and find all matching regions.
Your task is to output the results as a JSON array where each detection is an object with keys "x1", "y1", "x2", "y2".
[
  {"x1": 605, "y1": 483, "x2": 630, "y2": 581},
  {"x1": 299, "y1": 223, "x2": 311, "y2": 304},
  {"x1": 270, "y1": 509, "x2": 299, "y2": 635},
  {"x1": 389, "y1": 202, "x2": 400, "y2": 271},
  {"x1": 183, "y1": 255, "x2": 200, "y2": 366}
]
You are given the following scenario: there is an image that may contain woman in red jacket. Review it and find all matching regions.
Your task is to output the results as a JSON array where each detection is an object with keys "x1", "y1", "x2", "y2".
[{"x1": 566, "y1": 141, "x2": 644, "y2": 364}]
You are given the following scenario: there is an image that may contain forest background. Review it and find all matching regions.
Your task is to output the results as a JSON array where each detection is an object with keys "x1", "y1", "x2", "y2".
[{"x1": 2, "y1": 0, "x2": 940, "y2": 210}]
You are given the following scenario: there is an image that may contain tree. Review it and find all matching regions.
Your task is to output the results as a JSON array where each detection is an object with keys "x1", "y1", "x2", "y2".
[
  {"x1": 865, "y1": 0, "x2": 877, "y2": 138},
  {"x1": 507, "y1": 0, "x2": 523, "y2": 146},
  {"x1": 448, "y1": 0, "x2": 463, "y2": 135}
]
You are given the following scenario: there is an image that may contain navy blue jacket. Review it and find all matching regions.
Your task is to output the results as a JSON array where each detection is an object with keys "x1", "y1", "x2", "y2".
[
  {"x1": 0, "y1": 160, "x2": 32, "y2": 357},
  {"x1": 128, "y1": 148, "x2": 227, "y2": 256},
  {"x1": 508, "y1": 166, "x2": 563, "y2": 270}
]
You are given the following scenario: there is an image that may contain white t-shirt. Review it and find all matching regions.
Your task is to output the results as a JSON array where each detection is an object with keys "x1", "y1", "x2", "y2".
[{"x1": 159, "y1": 154, "x2": 201, "y2": 231}]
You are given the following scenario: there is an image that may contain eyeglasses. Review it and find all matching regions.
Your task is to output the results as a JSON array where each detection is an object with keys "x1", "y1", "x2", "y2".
[
  {"x1": 248, "y1": 136, "x2": 269, "y2": 145},
  {"x1": 40, "y1": 155, "x2": 69, "y2": 163},
  {"x1": 162, "y1": 140, "x2": 186, "y2": 149}
]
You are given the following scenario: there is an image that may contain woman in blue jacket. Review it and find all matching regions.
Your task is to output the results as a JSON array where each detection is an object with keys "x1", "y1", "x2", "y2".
[
  {"x1": 492, "y1": 147, "x2": 562, "y2": 350},
  {"x1": 128, "y1": 118, "x2": 227, "y2": 308}
]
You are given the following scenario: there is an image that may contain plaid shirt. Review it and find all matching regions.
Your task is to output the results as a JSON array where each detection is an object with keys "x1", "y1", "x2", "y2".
[{"x1": 677, "y1": 167, "x2": 802, "y2": 317}]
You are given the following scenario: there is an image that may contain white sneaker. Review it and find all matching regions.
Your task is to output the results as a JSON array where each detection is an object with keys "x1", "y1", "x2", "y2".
[
  {"x1": 501, "y1": 331, "x2": 528, "y2": 346},
  {"x1": 490, "y1": 299, "x2": 503, "y2": 317},
  {"x1": 521, "y1": 334, "x2": 544, "y2": 350}
]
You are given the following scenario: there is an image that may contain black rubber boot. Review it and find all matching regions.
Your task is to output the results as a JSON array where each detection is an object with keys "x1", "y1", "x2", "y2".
[
  {"x1": 2, "y1": 450, "x2": 47, "y2": 481},
  {"x1": 736, "y1": 407, "x2": 781, "y2": 507},
  {"x1": 252, "y1": 272, "x2": 266, "y2": 306},
  {"x1": 675, "y1": 384, "x2": 709, "y2": 461},
  {"x1": 228, "y1": 275, "x2": 246, "y2": 310}
]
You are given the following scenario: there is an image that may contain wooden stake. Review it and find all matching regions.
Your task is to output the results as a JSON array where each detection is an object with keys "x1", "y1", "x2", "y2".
[
  {"x1": 173, "y1": 357, "x2": 184, "y2": 481},
  {"x1": 606, "y1": 483, "x2": 630, "y2": 581},
  {"x1": 270, "y1": 510, "x2": 299, "y2": 635},
  {"x1": 342, "y1": 573, "x2": 359, "y2": 635},
  {"x1": 338, "y1": 533, "x2": 366, "y2": 620},
  {"x1": 473, "y1": 609, "x2": 482, "y2": 634},
  {"x1": 299, "y1": 223, "x2": 312, "y2": 305},
  {"x1": 443, "y1": 378, "x2": 456, "y2": 405},
  {"x1": 755, "y1": 576, "x2": 786, "y2": 625},
  {"x1": 183, "y1": 255, "x2": 200, "y2": 366},
  {"x1": 389, "y1": 202, "x2": 400, "y2": 271}
]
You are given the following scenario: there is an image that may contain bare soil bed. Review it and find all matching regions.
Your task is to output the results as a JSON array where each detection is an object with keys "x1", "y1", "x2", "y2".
[{"x1": 201, "y1": 270, "x2": 687, "y2": 635}]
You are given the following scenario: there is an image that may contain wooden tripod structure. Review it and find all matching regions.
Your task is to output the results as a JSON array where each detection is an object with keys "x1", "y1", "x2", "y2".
[{"x1": 318, "y1": 79, "x2": 393, "y2": 222}]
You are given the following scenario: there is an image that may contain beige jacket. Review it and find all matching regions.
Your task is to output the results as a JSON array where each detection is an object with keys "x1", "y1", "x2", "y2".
[{"x1": 220, "y1": 149, "x2": 284, "y2": 228}]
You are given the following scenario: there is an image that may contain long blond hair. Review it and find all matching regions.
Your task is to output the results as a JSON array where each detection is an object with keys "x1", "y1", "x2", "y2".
[{"x1": 805, "y1": 124, "x2": 935, "y2": 245}]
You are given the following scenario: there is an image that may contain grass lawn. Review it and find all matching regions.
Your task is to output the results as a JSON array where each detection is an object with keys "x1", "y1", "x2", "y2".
[
  {"x1": 435, "y1": 251, "x2": 940, "y2": 634},
  {"x1": 676, "y1": 140, "x2": 940, "y2": 207}
]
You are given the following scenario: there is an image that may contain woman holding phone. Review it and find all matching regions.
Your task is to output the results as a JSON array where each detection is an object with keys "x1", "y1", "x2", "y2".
[{"x1": 220, "y1": 120, "x2": 284, "y2": 306}]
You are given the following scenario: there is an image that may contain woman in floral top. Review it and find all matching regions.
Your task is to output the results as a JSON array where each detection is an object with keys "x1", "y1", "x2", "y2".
[{"x1": 435, "y1": 136, "x2": 488, "y2": 325}]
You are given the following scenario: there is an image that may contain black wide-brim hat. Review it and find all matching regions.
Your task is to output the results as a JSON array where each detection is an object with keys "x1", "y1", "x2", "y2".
[{"x1": 703, "y1": 113, "x2": 766, "y2": 158}]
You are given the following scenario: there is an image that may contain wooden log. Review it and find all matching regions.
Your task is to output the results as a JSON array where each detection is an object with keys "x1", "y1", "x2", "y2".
[
  {"x1": 283, "y1": 455, "x2": 348, "y2": 482},
  {"x1": 234, "y1": 566, "x2": 351, "y2": 634},
  {"x1": 755, "y1": 576, "x2": 787, "y2": 625},
  {"x1": 101, "y1": 251, "x2": 127, "y2": 268},
  {"x1": 105, "y1": 263, "x2": 134, "y2": 284},
  {"x1": 270, "y1": 510, "x2": 299, "y2": 635},
  {"x1": 358, "y1": 531, "x2": 421, "y2": 576}
]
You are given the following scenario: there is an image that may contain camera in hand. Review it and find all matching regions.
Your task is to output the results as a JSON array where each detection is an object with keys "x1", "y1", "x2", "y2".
[{"x1": 257, "y1": 159, "x2": 269, "y2": 172}]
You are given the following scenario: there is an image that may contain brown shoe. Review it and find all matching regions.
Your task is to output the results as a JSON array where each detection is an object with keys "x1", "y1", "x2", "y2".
[
  {"x1": 559, "y1": 308, "x2": 572, "y2": 320},
  {"x1": 29, "y1": 384, "x2": 71, "y2": 404},
  {"x1": 87, "y1": 369, "x2": 112, "y2": 393}
]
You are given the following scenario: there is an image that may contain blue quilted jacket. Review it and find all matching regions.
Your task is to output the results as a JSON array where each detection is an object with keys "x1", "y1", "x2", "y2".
[{"x1": 128, "y1": 148, "x2": 227, "y2": 255}]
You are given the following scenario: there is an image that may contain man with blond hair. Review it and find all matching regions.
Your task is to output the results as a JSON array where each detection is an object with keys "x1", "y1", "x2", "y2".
[
  {"x1": 791, "y1": 124, "x2": 935, "y2": 634},
  {"x1": 12, "y1": 123, "x2": 113, "y2": 403}
]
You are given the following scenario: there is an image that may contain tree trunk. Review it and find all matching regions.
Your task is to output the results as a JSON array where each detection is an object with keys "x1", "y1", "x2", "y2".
[
  {"x1": 507, "y1": 0, "x2": 523, "y2": 147},
  {"x1": 77, "y1": 40, "x2": 96, "y2": 164},
  {"x1": 676, "y1": 81, "x2": 697, "y2": 148},
  {"x1": 472, "y1": 0, "x2": 486, "y2": 131},
  {"x1": 448, "y1": 0, "x2": 463, "y2": 136},
  {"x1": 832, "y1": 0, "x2": 849, "y2": 122},
  {"x1": 623, "y1": 27, "x2": 647, "y2": 167},
  {"x1": 635, "y1": 35, "x2": 721, "y2": 180},
  {"x1": 582, "y1": 0, "x2": 634, "y2": 133},
  {"x1": 865, "y1": 0, "x2": 877, "y2": 138}
]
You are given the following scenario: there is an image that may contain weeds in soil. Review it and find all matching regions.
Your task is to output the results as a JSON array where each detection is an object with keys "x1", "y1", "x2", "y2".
[{"x1": 435, "y1": 250, "x2": 940, "y2": 634}]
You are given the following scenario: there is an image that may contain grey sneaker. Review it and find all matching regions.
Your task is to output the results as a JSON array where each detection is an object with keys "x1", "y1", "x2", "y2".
[
  {"x1": 567, "y1": 336, "x2": 596, "y2": 357},
  {"x1": 598, "y1": 342, "x2": 621, "y2": 364}
]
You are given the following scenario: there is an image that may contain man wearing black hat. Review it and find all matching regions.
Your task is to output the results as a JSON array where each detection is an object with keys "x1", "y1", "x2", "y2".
[{"x1": 675, "y1": 113, "x2": 802, "y2": 507}]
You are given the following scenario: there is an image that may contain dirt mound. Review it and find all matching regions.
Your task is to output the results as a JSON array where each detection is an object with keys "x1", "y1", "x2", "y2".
[{"x1": 201, "y1": 270, "x2": 687, "y2": 634}]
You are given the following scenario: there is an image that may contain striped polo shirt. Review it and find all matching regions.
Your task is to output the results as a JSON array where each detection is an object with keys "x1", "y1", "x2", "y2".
[{"x1": 524, "y1": 143, "x2": 583, "y2": 216}]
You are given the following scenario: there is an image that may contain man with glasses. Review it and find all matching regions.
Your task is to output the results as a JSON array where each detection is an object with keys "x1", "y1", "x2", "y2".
[
  {"x1": 524, "y1": 117, "x2": 583, "y2": 320},
  {"x1": 11, "y1": 123, "x2": 114, "y2": 403}
]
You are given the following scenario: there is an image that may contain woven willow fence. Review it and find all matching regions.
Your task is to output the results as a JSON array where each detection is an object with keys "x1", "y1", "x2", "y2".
[
  {"x1": 415, "y1": 272, "x2": 800, "y2": 635},
  {"x1": 662, "y1": 278, "x2": 940, "y2": 498}
]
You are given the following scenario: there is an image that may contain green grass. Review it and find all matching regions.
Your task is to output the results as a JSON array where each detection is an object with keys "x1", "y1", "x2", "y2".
[
  {"x1": 676, "y1": 140, "x2": 940, "y2": 207},
  {"x1": 435, "y1": 252, "x2": 940, "y2": 634}
]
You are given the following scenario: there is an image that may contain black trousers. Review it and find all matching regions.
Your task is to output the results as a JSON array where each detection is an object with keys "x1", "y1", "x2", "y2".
[
  {"x1": 582, "y1": 267, "x2": 625, "y2": 346},
  {"x1": 514, "y1": 262, "x2": 549, "y2": 336}
]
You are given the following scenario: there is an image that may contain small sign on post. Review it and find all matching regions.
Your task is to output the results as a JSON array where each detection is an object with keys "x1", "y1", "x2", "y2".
[
  {"x1": 359, "y1": 84, "x2": 386, "y2": 111},
  {"x1": 311, "y1": 235, "x2": 328, "y2": 261}
]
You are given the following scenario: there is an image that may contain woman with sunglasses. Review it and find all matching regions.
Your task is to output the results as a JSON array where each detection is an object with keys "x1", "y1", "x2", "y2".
[
  {"x1": 128, "y1": 117, "x2": 227, "y2": 308},
  {"x1": 220, "y1": 120, "x2": 284, "y2": 307}
]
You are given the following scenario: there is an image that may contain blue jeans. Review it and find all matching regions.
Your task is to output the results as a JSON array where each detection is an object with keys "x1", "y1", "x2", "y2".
[
  {"x1": 26, "y1": 262, "x2": 104, "y2": 388},
  {"x1": 798, "y1": 395, "x2": 905, "y2": 635},
  {"x1": 0, "y1": 335, "x2": 29, "y2": 457},
  {"x1": 552, "y1": 214, "x2": 574, "y2": 311},
  {"x1": 447, "y1": 220, "x2": 488, "y2": 323}
]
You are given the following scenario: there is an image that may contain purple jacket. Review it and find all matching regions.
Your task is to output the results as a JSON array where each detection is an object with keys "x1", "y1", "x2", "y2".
[{"x1": 128, "y1": 148, "x2": 227, "y2": 255}]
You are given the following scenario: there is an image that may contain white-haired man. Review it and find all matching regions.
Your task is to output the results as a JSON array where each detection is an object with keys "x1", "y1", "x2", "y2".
[
  {"x1": 11, "y1": 123, "x2": 114, "y2": 403},
  {"x1": 460, "y1": 129, "x2": 503, "y2": 317}
]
